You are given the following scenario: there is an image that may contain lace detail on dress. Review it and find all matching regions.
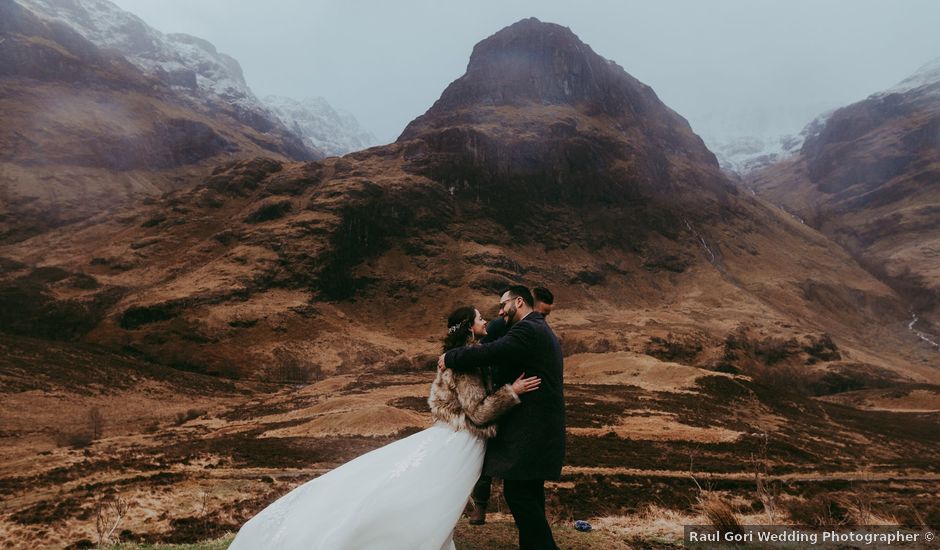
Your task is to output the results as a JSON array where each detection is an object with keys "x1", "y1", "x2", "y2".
[
  {"x1": 389, "y1": 433, "x2": 431, "y2": 479},
  {"x1": 389, "y1": 423, "x2": 461, "y2": 479}
]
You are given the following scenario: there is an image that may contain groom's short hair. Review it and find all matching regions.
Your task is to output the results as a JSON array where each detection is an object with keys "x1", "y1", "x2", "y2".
[
  {"x1": 502, "y1": 285, "x2": 534, "y2": 307},
  {"x1": 532, "y1": 287, "x2": 554, "y2": 305}
]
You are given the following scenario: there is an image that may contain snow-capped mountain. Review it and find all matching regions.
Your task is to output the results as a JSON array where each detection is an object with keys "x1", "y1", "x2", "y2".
[
  {"x1": 701, "y1": 112, "x2": 832, "y2": 175},
  {"x1": 1, "y1": 0, "x2": 324, "y2": 241},
  {"x1": 265, "y1": 95, "x2": 380, "y2": 157},
  {"x1": 711, "y1": 57, "x2": 940, "y2": 176},
  {"x1": 693, "y1": 101, "x2": 836, "y2": 176},
  {"x1": 16, "y1": 0, "x2": 275, "y2": 122},
  {"x1": 11, "y1": 0, "x2": 385, "y2": 159},
  {"x1": 887, "y1": 56, "x2": 940, "y2": 95},
  {"x1": 749, "y1": 55, "x2": 940, "y2": 332},
  {"x1": 703, "y1": 133, "x2": 802, "y2": 175}
]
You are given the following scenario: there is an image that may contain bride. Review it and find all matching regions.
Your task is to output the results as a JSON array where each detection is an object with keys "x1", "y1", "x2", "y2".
[{"x1": 228, "y1": 306, "x2": 541, "y2": 550}]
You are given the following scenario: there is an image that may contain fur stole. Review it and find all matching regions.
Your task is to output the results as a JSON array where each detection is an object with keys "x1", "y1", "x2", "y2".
[{"x1": 428, "y1": 368, "x2": 520, "y2": 440}]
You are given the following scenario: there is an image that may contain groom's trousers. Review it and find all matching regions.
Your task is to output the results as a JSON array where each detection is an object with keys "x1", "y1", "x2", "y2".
[
  {"x1": 503, "y1": 479, "x2": 559, "y2": 550},
  {"x1": 471, "y1": 474, "x2": 492, "y2": 505}
]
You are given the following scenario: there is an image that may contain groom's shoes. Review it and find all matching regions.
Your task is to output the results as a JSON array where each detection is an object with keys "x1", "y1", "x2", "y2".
[{"x1": 468, "y1": 502, "x2": 487, "y2": 525}]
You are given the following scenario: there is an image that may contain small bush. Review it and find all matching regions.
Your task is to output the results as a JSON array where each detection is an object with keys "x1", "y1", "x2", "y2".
[
  {"x1": 385, "y1": 355, "x2": 415, "y2": 373},
  {"x1": 244, "y1": 200, "x2": 293, "y2": 223},
  {"x1": 266, "y1": 347, "x2": 322, "y2": 384},
  {"x1": 88, "y1": 407, "x2": 105, "y2": 440},
  {"x1": 558, "y1": 333, "x2": 590, "y2": 356},
  {"x1": 753, "y1": 336, "x2": 799, "y2": 365},
  {"x1": 750, "y1": 363, "x2": 813, "y2": 396},
  {"x1": 140, "y1": 215, "x2": 166, "y2": 228},
  {"x1": 592, "y1": 338, "x2": 614, "y2": 353},
  {"x1": 174, "y1": 409, "x2": 207, "y2": 426},
  {"x1": 414, "y1": 353, "x2": 440, "y2": 371},
  {"x1": 56, "y1": 431, "x2": 94, "y2": 449},
  {"x1": 785, "y1": 495, "x2": 850, "y2": 527},
  {"x1": 645, "y1": 333, "x2": 703, "y2": 364},
  {"x1": 558, "y1": 333, "x2": 620, "y2": 357},
  {"x1": 803, "y1": 333, "x2": 841, "y2": 361},
  {"x1": 570, "y1": 269, "x2": 605, "y2": 285},
  {"x1": 697, "y1": 492, "x2": 742, "y2": 534}
]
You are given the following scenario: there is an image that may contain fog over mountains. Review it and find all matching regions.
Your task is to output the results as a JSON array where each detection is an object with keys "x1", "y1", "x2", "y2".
[
  {"x1": 18, "y1": 0, "x2": 379, "y2": 157},
  {"x1": 106, "y1": 0, "x2": 940, "y2": 157},
  {"x1": 2, "y1": 4, "x2": 940, "y2": 549},
  {"x1": 749, "y1": 52, "x2": 940, "y2": 342}
]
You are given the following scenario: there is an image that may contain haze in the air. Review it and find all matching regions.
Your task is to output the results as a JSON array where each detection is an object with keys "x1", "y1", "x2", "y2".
[{"x1": 108, "y1": 0, "x2": 940, "y2": 145}]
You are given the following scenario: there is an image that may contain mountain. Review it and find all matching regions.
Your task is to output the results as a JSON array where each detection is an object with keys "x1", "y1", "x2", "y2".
[
  {"x1": 264, "y1": 95, "x2": 379, "y2": 157},
  {"x1": 2, "y1": 18, "x2": 939, "y2": 547},
  {"x1": 696, "y1": 107, "x2": 834, "y2": 175},
  {"x1": 749, "y1": 56, "x2": 940, "y2": 338},
  {"x1": 18, "y1": 0, "x2": 378, "y2": 158},
  {"x1": 0, "y1": 0, "x2": 319, "y2": 243},
  {"x1": 704, "y1": 132, "x2": 802, "y2": 174},
  {"x1": 1, "y1": 16, "x2": 931, "y2": 384},
  {"x1": 702, "y1": 115, "x2": 830, "y2": 176},
  {"x1": 15, "y1": 0, "x2": 316, "y2": 148}
]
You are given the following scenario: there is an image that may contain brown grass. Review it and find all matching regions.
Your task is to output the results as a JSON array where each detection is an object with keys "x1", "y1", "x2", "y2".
[{"x1": 696, "y1": 493, "x2": 742, "y2": 534}]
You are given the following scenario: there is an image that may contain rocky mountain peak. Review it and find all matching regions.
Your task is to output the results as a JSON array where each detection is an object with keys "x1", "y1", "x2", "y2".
[
  {"x1": 399, "y1": 18, "x2": 725, "y2": 212},
  {"x1": 425, "y1": 17, "x2": 646, "y2": 115}
]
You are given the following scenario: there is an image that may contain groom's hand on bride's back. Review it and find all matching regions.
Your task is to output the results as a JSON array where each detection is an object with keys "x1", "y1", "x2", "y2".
[
  {"x1": 511, "y1": 372, "x2": 541, "y2": 395},
  {"x1": 438, "y1": 354, "x2": 446, "y2": 371}
]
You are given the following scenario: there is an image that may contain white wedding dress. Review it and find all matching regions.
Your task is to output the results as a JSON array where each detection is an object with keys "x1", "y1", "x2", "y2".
[{"x1": 228, "y1": 422, "x2": 485, "y2": 550}]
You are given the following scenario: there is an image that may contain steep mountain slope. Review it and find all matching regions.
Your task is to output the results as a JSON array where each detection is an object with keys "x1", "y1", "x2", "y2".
[
  {"x1": 0, "y1": 0, "x2": 318, "y2": 243},
  {"x1": 750, "y1": 57, "x2": 940, "y2": 337},
  {"x1": 0, "y1": 18, "x2": 930, "y2": 383},
  {"x1": 20, "y1": 0, "x2": 377, "y2": 156},
  {"x1": 16, "y1": 0, "x2": 315, "y2": 155}
]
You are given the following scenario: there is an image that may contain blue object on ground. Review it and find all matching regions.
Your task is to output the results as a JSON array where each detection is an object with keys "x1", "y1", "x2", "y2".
[{"x1": 574, "y1": 520, "x2": 592, "y2": 532}]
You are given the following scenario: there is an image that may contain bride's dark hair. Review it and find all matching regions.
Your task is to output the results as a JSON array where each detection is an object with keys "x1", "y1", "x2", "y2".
[{"x1": 443, "y1": 306, "x2": 477, "y2": 352}]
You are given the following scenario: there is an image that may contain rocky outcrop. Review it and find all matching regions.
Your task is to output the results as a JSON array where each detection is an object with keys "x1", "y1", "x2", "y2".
[{"x1": 398, "y1": 19, "x2": 740, "y2": 249}]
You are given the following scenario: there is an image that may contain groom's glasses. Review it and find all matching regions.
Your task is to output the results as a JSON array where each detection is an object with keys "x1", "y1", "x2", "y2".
[{"x1": 499, "y1": 297, "x2": 520, "y2": 309}]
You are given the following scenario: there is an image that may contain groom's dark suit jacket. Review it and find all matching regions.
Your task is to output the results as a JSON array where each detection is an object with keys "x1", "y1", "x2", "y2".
[
  {"x1": 482, "y1": 316, "x2": 509, "y2": 343},
  {"x1": 444, "y1": 312, "x2": 565, "y2": 480}
]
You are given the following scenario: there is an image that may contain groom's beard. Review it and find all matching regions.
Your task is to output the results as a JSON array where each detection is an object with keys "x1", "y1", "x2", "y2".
[{"x1": 505, "y1": 305, "x2": 518, "y2": 326}]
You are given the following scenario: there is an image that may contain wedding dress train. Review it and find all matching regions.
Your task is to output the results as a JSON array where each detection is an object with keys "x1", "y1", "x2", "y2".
[{"x1": 228, "y1": 422, "x2": 484, "y2": 550}]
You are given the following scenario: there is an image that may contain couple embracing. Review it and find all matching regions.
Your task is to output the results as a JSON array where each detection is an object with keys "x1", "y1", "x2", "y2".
[{"x1": 229, "y1": 285, "x2": 565, "y2": 550}]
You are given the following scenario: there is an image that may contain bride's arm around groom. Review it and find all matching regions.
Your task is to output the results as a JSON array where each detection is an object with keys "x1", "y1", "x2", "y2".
[
  {"x1": 439, "y1": 300, "x2": 565, "y2": 481},
  {"x1": 439, "y1": 285, "x2": 564, "y2": 550}
]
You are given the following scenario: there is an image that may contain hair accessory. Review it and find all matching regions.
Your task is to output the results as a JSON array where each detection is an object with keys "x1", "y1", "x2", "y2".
[{"x1": 447, "y1": 324, "x2": 461, "y2": 334}]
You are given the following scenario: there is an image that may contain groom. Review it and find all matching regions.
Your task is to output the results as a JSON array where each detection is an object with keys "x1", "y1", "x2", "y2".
[
  {"x1": 470, "y1": 286, "x2": 555, "y2": 525},
  {"x1": 438, "y1": 285, "x2": 565, "y2": 550}
]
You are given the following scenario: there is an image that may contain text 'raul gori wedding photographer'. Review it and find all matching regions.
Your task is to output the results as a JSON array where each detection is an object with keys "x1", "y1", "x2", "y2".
[{"x1": 684, "y1": 525, "x2": 936, "y2": 548}]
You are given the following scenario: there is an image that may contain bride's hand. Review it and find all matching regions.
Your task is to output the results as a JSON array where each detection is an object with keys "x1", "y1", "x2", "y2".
[{"x1": 511, "y1": 372, "x2": 541, "y2": 395}]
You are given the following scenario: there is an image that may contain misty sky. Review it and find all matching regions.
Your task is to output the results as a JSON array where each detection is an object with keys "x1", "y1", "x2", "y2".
[{"x1": 109, "y1": 0, "x2": 940, "y2": 144}]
